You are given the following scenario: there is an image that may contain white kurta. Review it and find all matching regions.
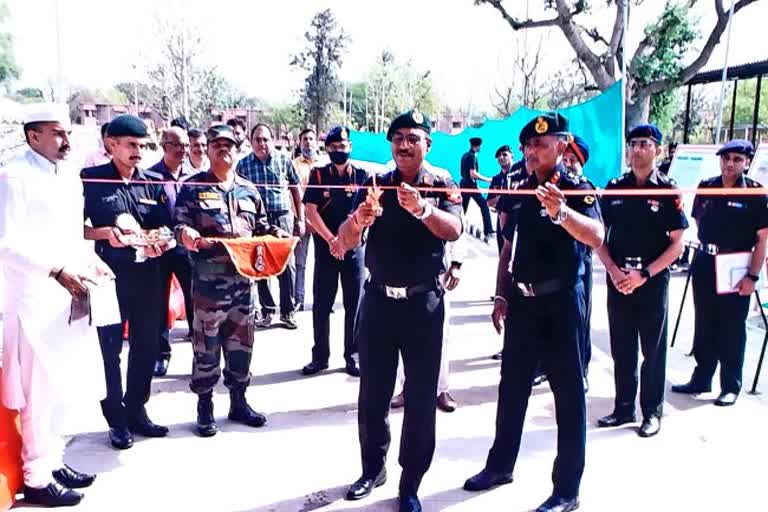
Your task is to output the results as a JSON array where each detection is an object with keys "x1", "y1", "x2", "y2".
[{"x1": 0, "y1": 149, "x2": 106, "y2": 412}]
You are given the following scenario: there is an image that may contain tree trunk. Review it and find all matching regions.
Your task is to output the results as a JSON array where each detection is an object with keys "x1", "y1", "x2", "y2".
[{"x1": 626, "y1": 93, "x2": 650, "y2": 129}]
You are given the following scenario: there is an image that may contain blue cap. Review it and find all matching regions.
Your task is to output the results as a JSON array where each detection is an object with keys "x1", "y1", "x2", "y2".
[
  {"x1": 716, "y1": 139, "x2": 754, "y2": 158},
  {"x1": 495, "y1": 144, "x2": 511, "y2": 158},
  {"x1": 106, "y1": 115, "x2": 149, "y2": 138},
  {"x1": 519, "y1": 112, "x2": 569, "y2": 145},
  {"x1": 386, "y1": 109, "x2": 432, "y2": 141},
  {"x1": 325, "y1": 126, "x2": 351, "y2": 145},
  {"x1": 567, "y1": 135, "x2": 590, "y2": 165},
  {"x1": 627, "y1": 124, "x2": 662, "y2": 145}
]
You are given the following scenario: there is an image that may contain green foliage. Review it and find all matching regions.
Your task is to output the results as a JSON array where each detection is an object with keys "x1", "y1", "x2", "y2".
[
  {"x1": 649, "y1": 89, "x2": 676, "y2": 137},
  {"x1": 13, "y1": 87, "x2": 43, "y2": 103},
  {"x1": 0, "y1": 0, "x2": 20, "y2": 88},
  {"x1": 67, "y1": 87, "x2": 129, "y2": 122},
  {"x1": 723, "y1": 78, "x2": 768, "y2": 127},
  {"x1": 291, "y1": 9, "x2": 349, "y2": 133}
]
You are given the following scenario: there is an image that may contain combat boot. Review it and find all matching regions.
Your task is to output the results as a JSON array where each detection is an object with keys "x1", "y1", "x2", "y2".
[
  {"x1": 196, "y1": 393, "x2": 218, "y2": 437},
  {"x1": 228, "y1": 389, "x2": 267, "y2": 428}
]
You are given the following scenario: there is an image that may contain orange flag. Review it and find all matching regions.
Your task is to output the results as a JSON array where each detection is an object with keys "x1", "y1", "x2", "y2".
[
  {"x1": 0, "y1": 371, "x2": 23, "y2": 511},
  {"x1": 216, "y1": 236, "x2": 299, "y2": 280}
]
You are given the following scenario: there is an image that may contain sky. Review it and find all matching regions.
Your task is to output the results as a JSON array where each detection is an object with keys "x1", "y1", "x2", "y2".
[{"x1": 4, "y1": 0, "x2": 767, "y2": 111}]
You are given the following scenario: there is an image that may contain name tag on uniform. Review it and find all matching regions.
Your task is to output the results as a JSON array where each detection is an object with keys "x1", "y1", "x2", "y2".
[
  {"x1": 238, "y1": 199, "x2": 257, "y2": 213},
  {"x1": 610, "y1": 199, "x2": 623, "y2": 206},
  {"x1": 727, "y1": 201, "x2": 746, "y2": 209},
  {"x1": 139, "y1": 198, "x2": 158, "y2": 206},
  {"x1": 198, "y1": 191, "x2": 219, "y2": 200}
]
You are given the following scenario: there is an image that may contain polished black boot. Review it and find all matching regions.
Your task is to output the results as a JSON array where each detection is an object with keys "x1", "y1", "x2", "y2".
[
  {"x1": 228, "y1": 389, "x2": 267, "y2": 427},
  {"x1": 197, "y1": 393, "x2": 219, "y2": 437}
]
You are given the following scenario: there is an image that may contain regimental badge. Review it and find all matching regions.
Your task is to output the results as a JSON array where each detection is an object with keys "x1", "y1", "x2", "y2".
[
  {"x1": 412, "y1": 110, "x2": 424, "y2": 124},
  {"x1": 340, "y1": 128, "x2": 348, "y2": 139},
  {"x1": 254, "y1": 244, "x2": 265, "y2": 272},
  {"x1": 584, "y1": 195, "x2": 596, "y2": 205},
  {"x1": 540, "y1": 208, "x2": 548, "y2": 217},
  {"x1": 535, "y1": 117, "x2": 549, "y2": 134},
  {"x1": 648, "y1": 199, "x2": 660, "y2": 212}
]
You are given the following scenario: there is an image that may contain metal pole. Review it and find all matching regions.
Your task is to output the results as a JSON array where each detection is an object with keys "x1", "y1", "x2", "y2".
[
  {"x1": 683, "y1": 83, "x2": 692, "y2": 143},
  {"x1": 728, "y1": 78, "x2": 738, "y2": 139},
  {"x1": 621, "y1": 0, "x2": 629, "y2": 168},
  {"x1": 713, "y1": 0, "x2": 736, "y2": 144},
  {"x1": 54, "y1": 0, "x2": 63, "y2": 102},
  {"x1": 751, "y1": 75, "x2": 763, "y2": 147},
  {"x1": 671, "y1": 246, "x2": 696, "y2": 348},
  {"x1": 750, "y1": 290, "x2": 768, "y2": 394}
]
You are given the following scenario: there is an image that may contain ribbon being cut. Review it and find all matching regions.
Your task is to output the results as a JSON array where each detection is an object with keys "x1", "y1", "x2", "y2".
[{"x1": 214, "y1": 235, "x2": 299, "y2": 280}]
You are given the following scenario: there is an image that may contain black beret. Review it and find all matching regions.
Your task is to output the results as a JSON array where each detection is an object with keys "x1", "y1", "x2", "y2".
[
  {"x1": 386, "y1": 109, "x2": 432, "y2": 141},
  {"x1": 495, "y1": 144, "x2": 511, "y2": 158},
  {"x1": 519, "y1": 112, "x2": 569, "y2": 145},
  {"x1": 470, "y1": 137, "x2": 483, "y2": 146},
  {"x1": 716, "y1": 139, "x2": 754, "y2": 158},
  {"x1": 325, "y1": 126, "x2": 351, "y2": 145},
  {"x1": 566, "y1": 135, "x2": 590, "y2": 165},
  {"x1": 106, "y1": 114, "x2": 149, "y2": 138},
  {"x1": 627, "y1": 124, "x2": 662, "y2": 145},
  {"x1": 206, "y1": 124, "x2": 238, "y2": 144}
]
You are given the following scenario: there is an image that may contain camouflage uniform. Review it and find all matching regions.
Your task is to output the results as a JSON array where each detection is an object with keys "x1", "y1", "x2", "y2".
[{"x1": 174, "y1": 172, "x2": 281, "y2": 395}]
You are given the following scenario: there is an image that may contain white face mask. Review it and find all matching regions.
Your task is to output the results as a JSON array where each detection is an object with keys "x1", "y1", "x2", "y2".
[{"x1": 301, "y1": 147, "x2": 317, "y2": 160}]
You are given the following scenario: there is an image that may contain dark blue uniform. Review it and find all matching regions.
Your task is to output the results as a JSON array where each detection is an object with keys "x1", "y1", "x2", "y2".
[
  {"x1": 82, "y1": 162, "x2": 171, "y2": 429},
  {"x1": 688, "y1": 175, "x2": 768, "y2": 394},
  {"x1": 354, "y1": 166, "x2": 463, "y2": 495},
  {"x1": 486, "y1": 165, "x2": 599, "y2": 500},
  {"x1": 303, "y1": 163, "x2": 368, "y2": 367},
  {"x1": 489, "y1": 161, "x2": 527, "y2": 254},
  {"x1": 460, "y1": 149, "x2": 493, "y2": 236},
  {"x1": 601, "y1": 171, "x2": 688, "y2": 419}
]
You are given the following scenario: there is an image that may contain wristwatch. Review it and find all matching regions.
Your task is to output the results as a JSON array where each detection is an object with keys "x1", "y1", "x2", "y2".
[
  {"x1": 451, "y1": 261, "x2": 462, "y2": 269},
  {"x1": 640, "y1": 268, "x2": 651, "y2": 279},
  {"x1": 746, "y1": 272, "x2": 760, "y2": 282},
  {"x1": 413, "y1": 200, "x2": 434, "y2": 220},
  {"x1": 550, "y1": 207, "x2": 568, "y2": 225}
]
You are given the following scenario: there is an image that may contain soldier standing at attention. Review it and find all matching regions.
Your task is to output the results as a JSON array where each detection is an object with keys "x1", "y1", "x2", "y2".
[
  {"x1": 174, "y1": 125, "x2": 288, "y2": 437},
  {"x1": 338, "y1": 110, "x2": 463, "y2": 512}
]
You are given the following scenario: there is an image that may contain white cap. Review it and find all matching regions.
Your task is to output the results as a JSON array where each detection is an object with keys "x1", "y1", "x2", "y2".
[{"x1": 23, "y1": 102, "x2": 71, "y2": 128}]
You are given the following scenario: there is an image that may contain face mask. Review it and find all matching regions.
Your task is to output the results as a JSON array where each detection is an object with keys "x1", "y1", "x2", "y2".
[
  {"x1": 301, "y1": 147, "x2": 317, "y2": 160},
  {"x1": 329, "y1": 150, "x2": 350, "y2": 165}
]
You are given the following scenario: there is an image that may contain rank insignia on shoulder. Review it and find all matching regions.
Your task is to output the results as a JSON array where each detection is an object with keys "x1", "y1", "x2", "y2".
[
  {"x1": 584, "y1": 195, "x2": 596, "y2": 205},
  {"x1": 198, "y1": 191, "x2": 219, "y2": 200}
]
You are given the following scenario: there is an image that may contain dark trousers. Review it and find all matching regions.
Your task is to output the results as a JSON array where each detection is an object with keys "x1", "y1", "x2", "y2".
[
  {"x1": 96, "y1": 257, "x2": 164, "y2": 428},
  {"x1": 257, "y1": 210, "x2": 296, "y2": 315},
  {"x1": 690, "y1": 254, "x2": 750, "y2": 394},
  {"x1": 356, "y1": 284, "x2": 444, "y2": 495},
  {"x1": 158, "y1": 249, "x2": 194, "y2": 360},
  {"x1": 486, "y1": 286, "x2": 586, "y2": 499},
  {"x1": 295, "y1": 232, "x2": 312, "y2": 306},
  {"x1": 581, "y1": 255, "x2": 593, "y2": 374},
  {"x1": 607, "y1": 271, "x2": 669, "y2": 419},
  {"x1": 311, "y1": 240, "x2": 364, "y2": 364},
  {"x1": 460, "y1": 182, "x2": 493, "y2": 236},
  {"x1": 495, "y1": 215, "x2": 504, "y2": 254}
]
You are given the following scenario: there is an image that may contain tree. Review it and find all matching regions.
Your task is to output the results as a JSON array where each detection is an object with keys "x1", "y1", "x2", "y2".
[
  {"x1": 628, "y1": 0, "x2": 760, "y2": 127},
  {"x1": 67, "y1": 86, "x2": 128, "y2": 123},
  {"x1": 291, "y1": 9, "x2": 350, "y2": 133},
  {"x1": 0, "y1": 0, "x2": 20, "y2": 89},
  {"x1": 13, "y1": 87, "x2": 44, "y2": 103}
]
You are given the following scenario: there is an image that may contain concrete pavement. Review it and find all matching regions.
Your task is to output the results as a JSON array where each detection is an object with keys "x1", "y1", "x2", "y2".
[{"x1": 5, "y1": 236, "x2": 768, "y2": 511}]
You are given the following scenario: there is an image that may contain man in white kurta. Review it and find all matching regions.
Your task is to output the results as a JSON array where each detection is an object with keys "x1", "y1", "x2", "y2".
[{"x1": 0, "y1": 104, "x2": 107, "y2": 507}]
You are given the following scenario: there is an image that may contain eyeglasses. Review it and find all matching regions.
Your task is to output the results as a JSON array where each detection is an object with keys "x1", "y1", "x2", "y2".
[
  {"x1": 628, "y1": 140, "x2": 654, "y2": 150},
  {"x1": 164, "y1": 142, "x2": 190, "y2": 149},
  {"x1": 391, "y1": 134, "x2": 425, "y2": 146}
]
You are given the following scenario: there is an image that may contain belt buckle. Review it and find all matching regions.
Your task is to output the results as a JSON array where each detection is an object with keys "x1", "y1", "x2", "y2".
[
  {"x1": 516, "y1": 282, "x2": 535, "y2": 297},
  {"x1": 384, "y1": 285, "x2": 408, "y2": 300},
  {"x1": 624, "y1": 257, "x2": 643, "y2": 270},
  {"x1": 705, "y1": 244, "x2": 718, "y2": 255}
]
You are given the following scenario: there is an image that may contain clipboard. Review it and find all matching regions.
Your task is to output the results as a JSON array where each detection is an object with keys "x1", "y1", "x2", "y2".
[{"x1": 714, "y1": 251, "x2": 768, "y2": 294}]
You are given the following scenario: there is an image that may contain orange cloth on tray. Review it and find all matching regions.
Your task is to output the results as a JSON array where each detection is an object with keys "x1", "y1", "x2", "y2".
[
  {"x1": 216, "y1": 236, "x2": 299, "y2": 280},
  {"x1": 0, "y1": 370, "x2": 23, "y2": 511}
]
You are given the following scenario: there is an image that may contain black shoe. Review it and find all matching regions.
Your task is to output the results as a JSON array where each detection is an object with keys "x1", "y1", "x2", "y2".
[
  {"x1": 280, "y1": 312, "x2": 298, "y2": 330},
  {"x1": 671, "y1": 381, "x2": 711, "y2": 394},
  {"x1": 108, "y1": 427, "x2": 134, "y2": 450},
  {"x1": 228, "y1": 391, "x2": 267, "y2": 427},
  {"x1": 302, "y1": 360, "x2": 329, "y2": 376},
  {"x1": 532, "y1": 374, "x2": 548, "y2": 387},
  {"x1": 127, "y1": 409, "x2": 169, "y2": 437},
  {"x1": 463, "y1": 468, "x2": 514, "y2": 491},
  {"x1": 345, "y1": 360, "x2": 361, "y2": 377},
  {"x1": 491, "y1": 351, "x2": 503, "y2": 360},
  {"x1": 638, "y1": 416, "x2": 661, "y2": 438},
  {"x1": 596, "y1": 412, "x2": 636, "y2": 428},
  {"x1": 153, "y1": 358, "x2": 169, "y2": 377},
  {"x1": 345, "y1": 470, "x2": 387, "y2": 500},
  {"x1": 714, "y1": 392, "x2": 738, "y2": 406},
  {"x1": 24, "y1": 482, "x2": 83, "y2": 507},
  {"x1": 536, "y1": 495, "x2": 580, "y2": 512},
  {"x1": 52, "y1": 465, "x2": 95, "y2": 489},
  {"x1": 256, "y1": 313, "x2": 273, "y2": 328},
  {"x1": 196, "y1": 394, "x2": 219, "y2": 437},
  {"x1": 399, "y1": 494, "x2": 422, "y2": 512}
]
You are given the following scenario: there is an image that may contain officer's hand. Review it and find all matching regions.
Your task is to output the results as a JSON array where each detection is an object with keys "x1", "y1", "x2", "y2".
[
  {"x1": 491, "y1": 297, "x2": 508, "y2": 335},
  {"x1": 623, "y1": 269, "x2": 648, "y2": 294},
  {"x1": 443, "y1": 264, "x2": 461, "y2": 291},
  {"x1": 180, "y1": 226, "x2": 202, "y2": 251},
  {"x1": 397, "y1": 183, "x2": 424, "y2": 216},
  {"x1": 470, "y1": 169, "x2": 480, "y2": 181},
  {"x1": 535, "y1": 182, "x2": 566, "y2": 218},
  {"x1": 608, "y1": 267, "x2": 630, "y2": 293},
  {"x1": 329, "y1": 237, "x2": 346, "y2": 260},
  {"x1": 89, "y1": 260, "x2": 115, "y2": 280},
  {"x1": 736, "y1": 276, "x2": 757, "y2": 296},
  {"x1": 144, "y1": 244, "x2": 164, "y2": 258},
  {"x1": 107, "y1": 227, "x2": 130, "y2": 248},
  {"x1": 294, "y1": 218, "x2": 307, "y2": 237},
  {"x1": 274, "y1": 229, "x2": 292, "y2": 239},
  {"x1": 54, "y1": 268, "x2": 93, "y2": 299},
  {"x1": 354, "y1": 203, "x2": 378, "y2": 228}
]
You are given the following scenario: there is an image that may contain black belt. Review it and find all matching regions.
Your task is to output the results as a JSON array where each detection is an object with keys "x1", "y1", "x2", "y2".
[
  {"x1": 367, "y1": 280, "x2": 438, "y2": 300},
  {"x1": 697, "y1": 243, "x2": 748, "y2": 256},
  {"x1": 621, "y1": 256, "x2": 649, "y2": 270},
  {"x1": 512, "y1": 278, "x2": 566, "y2": 298}
]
